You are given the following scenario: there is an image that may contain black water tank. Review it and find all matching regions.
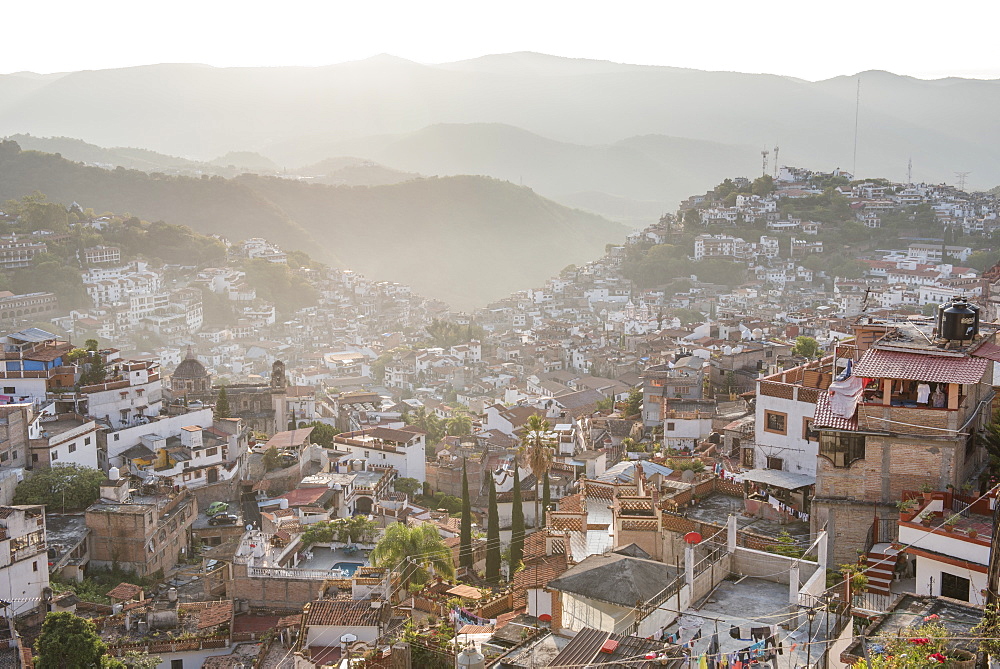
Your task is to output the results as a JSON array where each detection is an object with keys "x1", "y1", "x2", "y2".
[{"x1": 938, "y1": 297, "x2": 979, "y2": 341}]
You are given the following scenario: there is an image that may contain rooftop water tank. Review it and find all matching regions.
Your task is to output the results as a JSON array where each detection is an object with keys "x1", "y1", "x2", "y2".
[
  {"x1": 108, "y1": 466, "x2": 120, "y2": 481},
  {"x1": 456, "y1": 646, "x2": 486, "y2": 669},
  {"x1": 938, "y1": 296, "x2": 979, "y2": 342}
]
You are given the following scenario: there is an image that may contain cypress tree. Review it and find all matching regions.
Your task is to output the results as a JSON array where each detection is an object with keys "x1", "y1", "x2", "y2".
[
  {"x1": 215, "y1": 386, "x2": 231, "y2": 419},
  {"x1": 510, "y1": 467, "x2": 525, "y2": 576},
  {"x1": 486, "y1": 473, "x2": 500, "y2": 583},
  {"x1": 541, "y1": 473, "x2": 551, "y2": 528},
  {"x1": 459, "y1": 459, "x2": 473, "y2": 570}
]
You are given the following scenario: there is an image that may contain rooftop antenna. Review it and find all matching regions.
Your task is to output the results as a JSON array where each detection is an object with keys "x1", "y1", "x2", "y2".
[
  {"x1": 772, "y1": 145, "x2": 780, "y2": 178},
  {"x1": 955, "y1": 171, "x2": 971, "y2": 191},
  {"x1": 761, "y1": 148, "x2": 769, "y2": 177},
  {"x1": 852, "y1": 76, "x2": 861, "y2": 177},
  {"x1": 907, "y1": 158, "x2": 912, "y2": 185}
]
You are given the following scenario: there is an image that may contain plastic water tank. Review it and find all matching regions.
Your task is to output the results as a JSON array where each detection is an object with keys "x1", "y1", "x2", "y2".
[
  {"x1": 108, "y1": 466, "x2": 120, "y2": 481},
  {"x1": 456, "y1": 646, "x2": 486, "y2": 669},
  {"x1": 938, "y1": 297, "x2": 979, "y2": 341}
]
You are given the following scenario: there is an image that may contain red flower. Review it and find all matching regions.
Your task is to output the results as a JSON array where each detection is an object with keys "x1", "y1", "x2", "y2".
[
  {"x1": 923, "y1": 614, "x2": 940, "y2": 622},
  {"x1": 908, "y1": 638, "x2": 930, "y2": 645},
  {"x1": 927, "y1": 653, "x2": 946, "y2": 663}
]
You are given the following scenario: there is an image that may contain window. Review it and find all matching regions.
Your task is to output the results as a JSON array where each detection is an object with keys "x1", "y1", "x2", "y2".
[
  {"x1": 3, "y1": 387, "x2": 13, "y2": 394},
  {"x1": 85, "y1": 436, "x2": 92, "y2": 446},
  {"x1": 51, "y1": 450, "x2": 58, "y2": 461},
  {"x1": 68, "y1": 443, "x2": 76, "y2": 453},
  {"x1": 742, "y1": 448, "x2": 755, "y2": 468},
  {"x1": 764, "y1": 411, "x2": 787, "y2": 435},
  {"x1": 819, "y1": 434, "x2": 866, "y2": 468},
  {"x1": 0, "y1": 452, "x2": 7, "y2": 463},
  {"x1": 941, "y1": 572, "x2": 970, "y2": 601},
  {"x1": 32, "y1": 561, "x2": 38, "y2": 572},
  {"x1": 114, "y1": 434, "x2": 120, "y2": 441},
  {"x1": 766, "y1": 456, "x2": 784, "y2": 471},
  {"x1": 364, "y1": 450, "x2": 370, "y2": 458},
  {"x1": 667, "y1": 422, "x2": 676, "y2": 431},
  {"x1": 803, "y1": 418, "x2": 818, "y2": 442},
  {"x1": 171, "y1": 660, "x2": 184, "y2": 669}
]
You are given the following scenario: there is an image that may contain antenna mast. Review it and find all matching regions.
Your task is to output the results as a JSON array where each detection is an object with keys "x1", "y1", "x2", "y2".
[
  {"x1": 761, "y1": 148, "x2": 769, "y2": 177},
  {"x1": 773, "y1": 146, "x2": 780, "y2": 178},
  {"x1": 907, "y1": 158, "x2": 912, "y2": 185},
  {"x1": 852, "y1": 77, "x2": 861, "y2": 177},
  {"x1": 955, "y1": 171, "x2": 971, "y2": 191}
]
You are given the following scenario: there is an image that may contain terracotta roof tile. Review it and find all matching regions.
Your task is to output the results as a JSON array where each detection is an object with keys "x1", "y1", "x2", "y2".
[
  {"x1": 812, "y1": 391, "x2": 859, "y2": 431},
  {"x1": 853, "y1": 348, "x2": 989, "y2": 384},
  {"x1": 106, "y1": 583, "x2": 143, "y2": 601},
  {"x1": 305, "y1": 599, "x2": 390, "y2": 627},
  {"x1": 198, "y1": 601, "x2": 234, "y2": 629}
]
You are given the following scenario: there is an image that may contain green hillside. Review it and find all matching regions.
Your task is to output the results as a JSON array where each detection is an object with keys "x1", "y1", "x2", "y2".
[{"x1": 0, "y1": 141, "x2": 624, "y2": 308}]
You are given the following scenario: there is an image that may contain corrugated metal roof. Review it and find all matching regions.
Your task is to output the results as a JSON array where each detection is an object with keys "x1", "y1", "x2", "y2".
[{"x1": 740, "y1": 468, "x2": 815, "y2": 490}]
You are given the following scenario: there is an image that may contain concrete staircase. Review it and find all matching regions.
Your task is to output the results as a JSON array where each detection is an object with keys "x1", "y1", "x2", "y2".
[{"x1": 864, "y1": 542, "x2": 901, "y2": 595}]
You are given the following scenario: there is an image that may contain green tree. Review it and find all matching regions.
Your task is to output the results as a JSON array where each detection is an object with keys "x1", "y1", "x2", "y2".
[
  {"x1": 541, "y1": 471, "x2": 551, "y2": 528},
  {"x1": 215, "y1": 386, "x2": 231, "y2": 419},
  {"x1": 596, "y1": 396, "x2": 614, "y2": 413},
  {"x1": 485, "y1": 474, "x2": 501, "y2": 584},
  {"x1": 78, "y1": 342, "x2": 107, "y2": 387},
  {"x1": 446, "y1": 413, "x2": 473, "y2": 437},
  {"x1": 14, "y1": 464, "x2": 105, "y2": 511},
  {"x1": 370, "y1": 522, "x2": 454, "y2": 590},
  {"x1": 520, "y1": 414, "x2": 553, "y2": 529},
  {"x1": 35, "y1": 611, "x2": 108, "y2": 669},
  {"x1": 622, "y1": 388, "x2": 643, "y2": 418},
  {"x1": 510, "y1": 468, "x2": 525, "y2": 575},
  {"x1": 303, "y1": 421, "x2": 339, "y2": 447},
  {"x1": 262, "y1": 446, "x2": 281, "y2": 472},
  {"x1": 459, "y1": 460, "x2": 473, "y2": 570},
  {"x1": 791, "y1": 336, "x2": 821, "y2": 359},
  {"x1": 393, "y1": 477, "x2": 421, "y2": 497}
]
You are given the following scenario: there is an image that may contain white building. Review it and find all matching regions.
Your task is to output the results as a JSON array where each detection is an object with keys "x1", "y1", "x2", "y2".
[
  {"x1": 0, "y1": 505, "x2": 49, "y2": 617},
  {"x1": 330, "y1": 427, "x2": 427, "y2": 482}
]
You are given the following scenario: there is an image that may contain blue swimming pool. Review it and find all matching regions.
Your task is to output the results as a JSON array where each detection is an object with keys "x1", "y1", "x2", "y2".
[{"x1": 334, "y1": 561, "x2": 363, "y2": 576}]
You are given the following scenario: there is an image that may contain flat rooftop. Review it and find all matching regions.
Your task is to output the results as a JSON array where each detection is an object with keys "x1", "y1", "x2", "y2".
[
  {"x1": 676, "y1": 577, "x2": 831, "y2": 669},
  {"x1": 681, "y1": 492, "x2": 811, "y2": 544}
]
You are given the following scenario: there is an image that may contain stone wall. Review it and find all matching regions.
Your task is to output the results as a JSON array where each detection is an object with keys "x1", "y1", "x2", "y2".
[{"x1": 230, "y1": 563, "x2": 323, "y2": 608}]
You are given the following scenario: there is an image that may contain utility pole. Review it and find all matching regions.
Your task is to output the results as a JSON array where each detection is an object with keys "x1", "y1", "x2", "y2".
[{"x1": 907, "y1": 158, "x2": 912, "y2": 185}]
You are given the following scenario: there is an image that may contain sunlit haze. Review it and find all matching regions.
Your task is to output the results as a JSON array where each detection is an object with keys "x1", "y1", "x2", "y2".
[{"x1": 5, "y1": 0, "x2": 1000, "y2": 80}]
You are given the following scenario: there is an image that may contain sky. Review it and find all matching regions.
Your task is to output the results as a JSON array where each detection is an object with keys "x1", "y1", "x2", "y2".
[{"x1": 4, "y1": 0, "x2": 1000, "y2": 80}]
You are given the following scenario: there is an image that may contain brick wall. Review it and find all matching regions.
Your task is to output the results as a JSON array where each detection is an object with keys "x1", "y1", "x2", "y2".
[{"x1": 230, "y1": 564, "x2": 323, "y2": 608}]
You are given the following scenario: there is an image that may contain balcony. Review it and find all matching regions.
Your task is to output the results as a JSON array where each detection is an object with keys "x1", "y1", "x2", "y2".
[{"x1": 10, "y1": 541, "x2": 45, "y2": 562}]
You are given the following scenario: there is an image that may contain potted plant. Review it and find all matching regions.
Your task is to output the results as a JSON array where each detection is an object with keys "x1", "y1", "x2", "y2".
[
  {"x1": 944, "y1": 515, "x2": 959, "y2": 532},
  {"x1": 968, "y1": 529, "x2": 979, "y2": 539},
  {"x1": 920, "y1": 482, "x2": 934, "y2": 501},
  {"x1": 918, "y1": 511, "x2": 934, "y2": 527},
  {"x1": 896, "y1": 498, "x2": 918, "y2": 522}
]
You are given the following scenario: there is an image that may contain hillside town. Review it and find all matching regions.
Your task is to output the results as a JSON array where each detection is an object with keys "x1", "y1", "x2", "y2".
[{"x1": 1, "y1": 165, "x2": 1000, "y2": 669}]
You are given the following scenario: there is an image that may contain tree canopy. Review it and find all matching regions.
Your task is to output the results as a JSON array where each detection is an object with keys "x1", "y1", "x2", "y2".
[
  {"x1": 14, "y1": 464, "x2": 106, "y2": 511},
  {"x1": 35, "y1": 611, "x2": 109, "y2": 669},
  {"x1": 370, "y1": 522, "x2": 454, "y2": 589}
]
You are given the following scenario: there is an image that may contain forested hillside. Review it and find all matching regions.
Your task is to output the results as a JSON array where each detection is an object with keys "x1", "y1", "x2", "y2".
[{"x1": 0, "y1": 141, "x2": 625, "y2": 307}]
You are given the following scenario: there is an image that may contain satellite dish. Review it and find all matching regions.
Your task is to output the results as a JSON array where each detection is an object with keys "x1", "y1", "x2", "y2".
[
  {"x1": 245, "y1": 524, "x2": 253, "y2": 531},
  {"x1": 684, "y1": 532, "x2": 703, "y2": 545}
]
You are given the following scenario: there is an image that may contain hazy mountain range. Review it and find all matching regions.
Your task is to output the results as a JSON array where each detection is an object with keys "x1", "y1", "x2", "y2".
[
  {"x1": 0, "y1": 141, "x2": 623, "y2": 308},
  {"x1": 3, "y1": 53, "x2": 999, "y2": 217}
]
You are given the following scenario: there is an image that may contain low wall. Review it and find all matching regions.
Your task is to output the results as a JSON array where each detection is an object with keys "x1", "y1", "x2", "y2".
[{"x1": 732, "y1": 546, "x2": 819, "y2": 586}]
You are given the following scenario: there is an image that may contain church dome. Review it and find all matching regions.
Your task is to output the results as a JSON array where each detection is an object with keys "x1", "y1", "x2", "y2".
[{"x1": 172, "y1": 347, "x2": 208, "y2": 379}]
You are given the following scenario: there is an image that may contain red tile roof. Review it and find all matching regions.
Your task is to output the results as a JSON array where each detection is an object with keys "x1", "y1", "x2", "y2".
[
  {"x1": 106, "y1": 583, "x2": 143, "y2": 601},
  {"x1": 277, "y1": 487, "x2": 328, "y2": 507},
  {"x1": 812, "y1": 392, "x2": 859, "y2": 432},
  {"x1": 305, "y1": 599, "x2": 389, "y2": 627},
  {"x1": 198, "y1": 601, "x2": 234, "y2": 629},
  {"x1": 853, "y1": 348, "x2": 989, "y2": 384}
]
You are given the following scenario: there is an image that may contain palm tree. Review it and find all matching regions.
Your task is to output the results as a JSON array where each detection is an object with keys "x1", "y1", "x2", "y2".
[
  {"x1": 520, "y1": 414, "x2": 553, "y2": 528},
  {"x1": 446, "y1": 414, "x2": 473, "y2": 437},
  {"x1": 370, "y1": 522, "x2": 455, "y2": 591}
]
